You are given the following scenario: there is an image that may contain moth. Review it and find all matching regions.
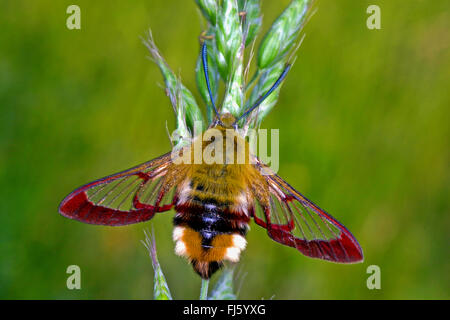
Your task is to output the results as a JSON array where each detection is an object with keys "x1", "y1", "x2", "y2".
[{"x1": 59, "y1": 44, "x2": 363, "y2": 279}]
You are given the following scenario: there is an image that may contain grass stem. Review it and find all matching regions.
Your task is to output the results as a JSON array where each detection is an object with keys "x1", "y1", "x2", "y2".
[{"x1": 200, "y1": 279, "x2": 209, "y2": 300}]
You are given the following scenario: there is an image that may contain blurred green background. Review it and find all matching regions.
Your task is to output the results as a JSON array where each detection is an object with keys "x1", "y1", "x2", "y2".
[{"x1": 0, "y1": 0, "x2": 448, "y2": 299}]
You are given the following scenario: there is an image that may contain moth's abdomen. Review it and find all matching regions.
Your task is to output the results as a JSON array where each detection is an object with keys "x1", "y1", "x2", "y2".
[{"x1": 173, "y1": 178, "x2": 250, "y2": 279}]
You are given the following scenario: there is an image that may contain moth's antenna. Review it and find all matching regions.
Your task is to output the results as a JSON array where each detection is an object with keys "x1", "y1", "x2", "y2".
[
  {"x1": 201, "y1": 42, "x2": 221, "y2": 122},
  {"x1": 234, "y1": 64, "x2": 291, "y2": 125}
]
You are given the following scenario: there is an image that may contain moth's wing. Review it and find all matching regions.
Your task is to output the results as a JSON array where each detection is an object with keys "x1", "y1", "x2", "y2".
[
  {"x1": 251, "y1": 160, "x2": 363, "y2": 263},
  {"x1": 59, "y1": 152, "x2": 177, "y2": 226}
]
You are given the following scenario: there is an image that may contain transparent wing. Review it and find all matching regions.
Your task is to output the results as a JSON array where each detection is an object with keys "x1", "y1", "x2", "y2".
[
  {"x1": 252, "y1": 161, "x2": 363, "y2": 263},
  {"x1": 59, "y1": 153, "x2": 176, "y2": 226}
]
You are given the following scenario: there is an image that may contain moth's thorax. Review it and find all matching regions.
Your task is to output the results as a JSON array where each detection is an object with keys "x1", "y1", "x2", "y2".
[{"x1": 216, "y1": 113, "x2": 236, "y2": 128}]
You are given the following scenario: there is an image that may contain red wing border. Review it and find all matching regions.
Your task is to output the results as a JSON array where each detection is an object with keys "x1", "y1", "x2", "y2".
[
  {"x1": 252, "y1": 164, "x2": 363, "y2": 263},
  {"x1": 59, "y1": 153, "x2": 174, "y2": 226}
]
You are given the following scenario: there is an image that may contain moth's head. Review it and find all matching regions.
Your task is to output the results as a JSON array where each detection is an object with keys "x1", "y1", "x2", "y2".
[{"x1": 218, "y1": 113, "x2": 236, "y2": 128}]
